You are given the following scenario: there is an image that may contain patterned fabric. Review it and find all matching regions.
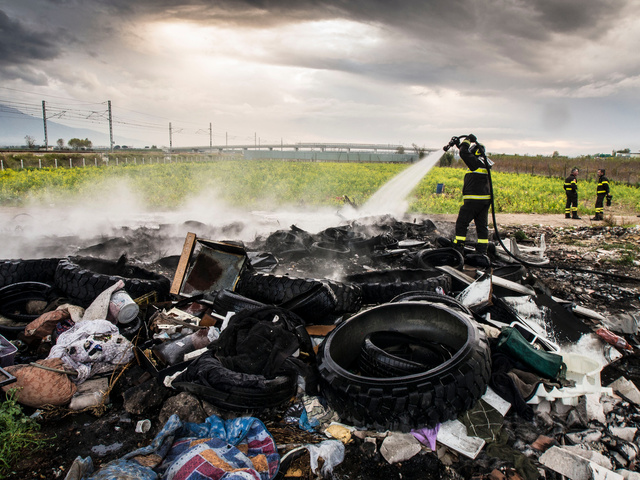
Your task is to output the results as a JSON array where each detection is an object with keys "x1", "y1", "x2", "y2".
[
  {"x1": 47, "y1": 319, "x2": 134, "y2": 383},
  {"x1": 75, "y1": 414, "x2": 280, "y2": 480},
  {"x1": 1, "y1": 358, "x2": 77, "y2": 407},
  {"x1": 159, "y1": 416, "x2": 279, "y2": 480}
]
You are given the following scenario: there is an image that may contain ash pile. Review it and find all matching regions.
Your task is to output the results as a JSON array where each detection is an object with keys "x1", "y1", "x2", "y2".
[{"x1": 1, "y1": 214, "x2": 640, "y2": 480}]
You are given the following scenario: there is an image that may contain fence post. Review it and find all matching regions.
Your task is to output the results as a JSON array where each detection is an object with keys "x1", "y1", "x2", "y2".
[
  {"x1": 39, "y1": 159, "x2": 42, "y2": 169},
  {"x1": 116, "y1": 157, "x2": 119, "y2": 166},
  {"x1": 69, "y1": 158, "x2": 72, "y2": 168},
  {"x1": 83, "y1": 158, "x2": 86, "y2": 168},
  {"x1": 1, "y1": 159, "x2": 3, "y2": 170},
  {"x1": 95, "y1": 158, "x2": 98, "y2": 167}
]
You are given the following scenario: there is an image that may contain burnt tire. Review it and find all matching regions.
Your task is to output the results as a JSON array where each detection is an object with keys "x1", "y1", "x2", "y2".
[
  {"x1": 319, "y1": 278, "x2": 362, "y2": 314},
  {"x1": 492, "y1": 265, "x2": 529, "y2": 284},
  {"x1": 345, "y1": 269, "x2": 451, "y2": 305},
  {"x1": 390, "y1": 291, "x2": 473, "y2": 316},
  {"x1": 172, "y1": 355, "x2": 297, "y2": 411},
  {"x1": 237, "y1": 273, "x2": 360, "y2": 318},
  {"x1": 358, "y1": 331, "x2": 456, "y2": 378},
  {"x1": 0, "y1": 258, "x2": 62, "y2": 289},
  {"x1": 317, "y1": 302, "x2": 491, "y2": 432},
  {"x1": 416, "y1": 248, "x2": 464, "y2": 269},
  {"x1": 54, "y1": 257, "x2": 171, "y2": 308},
  {"x1": 212, "y1": 289, "x2": 267, "y2": 316},
  {"x1": 0, "y1": 281, "x2": 56, "y2": 324}
]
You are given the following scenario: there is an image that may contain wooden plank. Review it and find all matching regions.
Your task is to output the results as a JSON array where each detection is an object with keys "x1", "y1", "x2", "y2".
[{"x1": 170, "y1": 232, "x2": 197, "y2": 295}]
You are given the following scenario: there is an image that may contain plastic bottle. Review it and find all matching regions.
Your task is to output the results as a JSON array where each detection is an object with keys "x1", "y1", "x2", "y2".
[{"x1": 152, "y1": 328, "x2": 212, "y2": 365}]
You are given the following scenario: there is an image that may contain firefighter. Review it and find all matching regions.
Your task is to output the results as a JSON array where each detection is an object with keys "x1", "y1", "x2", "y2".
[
  {"x1": 564, "y1": 167, "x2": 580, "y2": 219},
  {"x1": 591, "y1": 168, "x2": 610, "y2": 221},
  {"x1": 451, "y1": 134, "x2": 492, "y2": 255}
]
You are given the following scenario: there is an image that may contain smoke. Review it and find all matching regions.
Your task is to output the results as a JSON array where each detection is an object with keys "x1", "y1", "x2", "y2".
[
  {"x1": 0, "y1": 178, "x2": 358, "y2": 260},
  {"x1": 0, "y1": 153, "x2": 442, "y2": 261}
]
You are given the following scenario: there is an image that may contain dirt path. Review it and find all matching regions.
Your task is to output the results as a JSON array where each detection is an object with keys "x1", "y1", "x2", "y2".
[{"x1": 427, "y1": 212, "x2": 640, "y2": 228}]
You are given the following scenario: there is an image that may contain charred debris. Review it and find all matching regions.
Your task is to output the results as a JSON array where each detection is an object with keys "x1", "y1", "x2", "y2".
[{"x1": 1, "y1": 214, "x2": 640, "y2": 480}]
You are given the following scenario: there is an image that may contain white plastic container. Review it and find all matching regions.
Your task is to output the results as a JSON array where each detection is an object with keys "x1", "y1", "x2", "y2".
[
  {"x1": 562, "y1": 353, "x2": 602, "y2": 392},
  {"x1": 108, "y1": 290, "x2": 139, "y2": 324}
]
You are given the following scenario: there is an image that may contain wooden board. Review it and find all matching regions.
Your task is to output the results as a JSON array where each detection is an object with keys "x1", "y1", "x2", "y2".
[{"x1": 170, "y1": 232, "x2": 197, "y2": 295}]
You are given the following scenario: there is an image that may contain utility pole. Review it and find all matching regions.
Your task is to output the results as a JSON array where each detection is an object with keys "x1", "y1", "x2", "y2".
[
  {"x1": 226, "y1": 132, "x2": 228, "y2": 147},
  {"x1": 169, "y1": 122, "x2": 173, "y2": 155},
  {"x1": 42, "y1": 101, "x2": 48, "y2": 151},
  {"x1": 209, "y1": 122, "x2": 212, "y2": 153},
  {"x1": 108, "y1": 100, "x2": 114, "y2": 151}
]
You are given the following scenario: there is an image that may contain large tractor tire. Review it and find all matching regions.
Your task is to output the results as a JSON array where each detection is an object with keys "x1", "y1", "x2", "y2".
[{"x1": 317, "y1": 302, "x2": 491, "y2": 432}]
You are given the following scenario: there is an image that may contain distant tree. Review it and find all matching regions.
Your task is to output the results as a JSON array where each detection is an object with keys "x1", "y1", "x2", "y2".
[
  {"x1": 412, "y1": 143, "x2": 426, "y2": 159},
  {"x1": 616, "y1": 148, "x2": 631, "y2": 154},
  {"x1": 56, "y1": 138, "x2": 65, "y2": 149},
  {"x1": 24, "y1": 135, "x2": 36, "y2": 148},
  {"x1": 552, "y1": 151, "x2": 560, "y2": 157},
  {"x1": 439, "y1": 152, "x2": 454, "y2": 167},
  {"x1": 396, "y1": 146, "x2": 405, "y2": 154},
  {"x1": 68, "y1": 137, "x2": 92, "y2": 150}
]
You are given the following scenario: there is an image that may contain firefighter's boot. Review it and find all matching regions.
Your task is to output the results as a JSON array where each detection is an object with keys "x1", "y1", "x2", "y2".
[
  {"x1": 572, "y1": 212, "x2": 581, "y2": 220},
  {"x1": 565, "y1": 213, "x2": 571, "y2": 219},
  {"x1": 453, "y1": 240, "x2": 465, "y2": 255}
]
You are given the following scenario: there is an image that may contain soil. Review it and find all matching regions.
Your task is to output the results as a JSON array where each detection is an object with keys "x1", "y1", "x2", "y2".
[{"x1": 2, "y1": 210, "x2": 640, "y2": 480}]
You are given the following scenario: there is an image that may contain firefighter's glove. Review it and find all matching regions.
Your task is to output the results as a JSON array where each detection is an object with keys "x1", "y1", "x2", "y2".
[
  {"x1": 467, "y1": 134, "x2": 477, "y2": 143},
  {"x1": 606, "y1": 195, "x2": 612, "y2": 206},
  {"x1": 450, "y1": 136, "x2": 460, "y2": 147}
]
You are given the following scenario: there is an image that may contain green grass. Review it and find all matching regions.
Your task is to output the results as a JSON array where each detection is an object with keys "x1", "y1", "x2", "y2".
[
  {"x1": 1, "y1": 161, "x2": 639, "y2": 215},
  {"x1": 0, "y1": 389, "x2": 49, "y2": 478}
]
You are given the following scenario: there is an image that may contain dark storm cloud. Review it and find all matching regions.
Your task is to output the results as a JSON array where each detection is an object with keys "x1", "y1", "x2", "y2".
[
  {"x1": 0, "y1": 9, "x2": 61, "y2": 67},
  {"x1": 77, "y1": 0, "x2": 628, "y2": 39},
  {"x1": 57, "y1": 0, "x2": 629, "y2": 89}
]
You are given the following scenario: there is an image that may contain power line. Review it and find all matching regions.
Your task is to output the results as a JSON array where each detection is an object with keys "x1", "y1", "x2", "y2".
[{"x1": 0, "y1": 94, "x2": 265, "y2": 145}]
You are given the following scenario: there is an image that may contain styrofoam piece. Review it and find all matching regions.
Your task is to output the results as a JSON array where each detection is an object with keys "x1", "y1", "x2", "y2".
[
  {"x1": 527, "y1": 381, "x2": 614, "y2": 406},
  {"x1": 563, "y1": 353, "x2": 603, "y2": 393}
]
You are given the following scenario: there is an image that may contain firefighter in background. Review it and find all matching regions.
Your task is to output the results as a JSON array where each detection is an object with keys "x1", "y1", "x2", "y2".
[
  {"x1": 564, "y1": 167, "x2": 580, "y2": 219},
  {"x1": 451, "y1": 134, "x2": 492, "y2": 255},
  {"x1": 591, "y1": 168, "x2": 610, "y2": 221}
]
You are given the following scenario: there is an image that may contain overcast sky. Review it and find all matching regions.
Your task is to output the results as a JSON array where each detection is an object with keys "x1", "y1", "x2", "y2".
[{"x1": 1, "y1": 0, "x2": 639, "y2": 156}]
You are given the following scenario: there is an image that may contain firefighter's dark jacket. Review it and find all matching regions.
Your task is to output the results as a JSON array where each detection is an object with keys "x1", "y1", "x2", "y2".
[
  {"x1": 597, "y1": 175, "x2": 610, "y2": 195},
  {"x1": 459, "y1": 140, "x2": 490, "y2": 201},
  {"x1": 564, "y1": 173, "x2": 578, "y2": 195}
]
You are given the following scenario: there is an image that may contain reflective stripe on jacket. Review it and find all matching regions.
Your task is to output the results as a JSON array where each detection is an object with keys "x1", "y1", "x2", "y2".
[
  {"x1": 564, "y1": 174, "x2": 578, "y2": 194},
  {"x1": 459, "y1": 140, "x2": 491, "y2": 201},
  {"x1": 597, "y1": 176, "x2": 610, "y2": 195}
]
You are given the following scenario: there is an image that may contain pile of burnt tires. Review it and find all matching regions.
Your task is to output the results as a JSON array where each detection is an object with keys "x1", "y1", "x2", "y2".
[
  {"x1": 0, "y1": 257, "x2": 171, "y2": 339},
  {"x1": 317, "y1": 301, "x2": 492, "y2": 432}
]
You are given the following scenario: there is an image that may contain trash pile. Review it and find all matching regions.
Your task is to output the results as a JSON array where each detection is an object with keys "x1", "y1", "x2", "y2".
[{"x1": 1, "y1": 214, "x2": 640, "y2": 480}]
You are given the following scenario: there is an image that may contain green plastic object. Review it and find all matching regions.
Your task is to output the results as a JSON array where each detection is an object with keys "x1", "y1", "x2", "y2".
[{"x1": 496, "y1": 327, "x2": 566, "y2": 380}]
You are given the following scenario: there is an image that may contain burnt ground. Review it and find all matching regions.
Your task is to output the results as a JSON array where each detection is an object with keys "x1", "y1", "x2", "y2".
[{"x1": 2, "y1": 212, "x2": 640, "y2": 480}]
